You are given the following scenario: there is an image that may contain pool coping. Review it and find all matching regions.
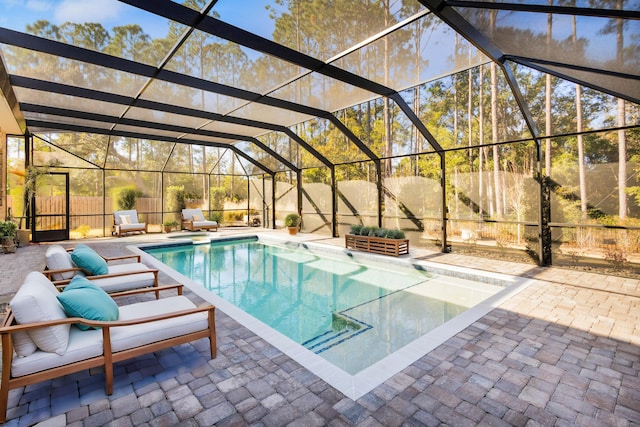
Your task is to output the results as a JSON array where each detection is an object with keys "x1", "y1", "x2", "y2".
[{"x1": 130, "y1": 233, "x2": 535, "y2": 400}]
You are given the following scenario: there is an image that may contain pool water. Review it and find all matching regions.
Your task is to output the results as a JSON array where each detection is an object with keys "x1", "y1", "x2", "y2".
[{"x1": 145, "y1": 238, "x2": 506, "y2": 374}]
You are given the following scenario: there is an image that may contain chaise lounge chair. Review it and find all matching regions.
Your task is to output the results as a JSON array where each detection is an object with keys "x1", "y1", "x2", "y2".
[
  {"x1": 43, "y1": 244, "x2": 159, "y2": 295},
  {"x1": 113, "y1": 210, "x2": 148, "y2": 237},
  {"x1": 0, "y1": 271, "x2": 216, "y2": 422},
  {"x1": 181, "y1": 208, "x2": 218, "y2": 232}
]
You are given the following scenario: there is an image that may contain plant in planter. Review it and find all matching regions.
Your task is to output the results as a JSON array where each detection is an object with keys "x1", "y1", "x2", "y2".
[
  {"x1": 349, "y1": 224, "x2": 405, "y2": 239},
  {"x1": 0, "y1": 221, "x2": 18, "y2": 253},
  {"x1": 163, "y1": 220, "x2": 178, "y2": 233},
  {"x1": 284, "y1": 213, "x2": 301, "y2": 235},
  {"x1": 346, "y1": 224, "x2": 408, "y2": 256}
]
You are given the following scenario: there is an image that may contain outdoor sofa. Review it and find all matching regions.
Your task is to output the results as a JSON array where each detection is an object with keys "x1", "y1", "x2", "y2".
[
  {"x1": 181, "y1": 208, "x2": 219, "y2": 231},
  {"x1": 0, "y1": 271, "x2": 216, "y2": 423},
  {"x1": 112, "y1": 210, "x2": 148, "y2": 237},
  {"x1": 43, "y1": 244, "x2": 160, "y2": 296}
]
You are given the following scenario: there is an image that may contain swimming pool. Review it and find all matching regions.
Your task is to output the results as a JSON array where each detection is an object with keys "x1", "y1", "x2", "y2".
[{"x1": 136, "y1": 235, "x2": 533, "y2": 399}]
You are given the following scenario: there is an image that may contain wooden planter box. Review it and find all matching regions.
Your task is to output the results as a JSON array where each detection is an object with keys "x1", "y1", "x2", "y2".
[{"x1": 345, "y1": 234, "x2": 409, "y2": 257}]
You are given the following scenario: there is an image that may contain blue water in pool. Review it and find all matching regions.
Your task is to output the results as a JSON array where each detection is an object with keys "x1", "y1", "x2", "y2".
[{"x1": 145, "y1": 238, "x2": 503, "y2": 374}]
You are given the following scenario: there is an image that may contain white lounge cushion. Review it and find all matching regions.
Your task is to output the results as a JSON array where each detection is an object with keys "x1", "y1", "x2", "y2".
[
  {"x1": 120, "y1": 223, "x2": 146, "y2": 231},
  {"x1": 11, "y1": 327, "x2": 102, "y2": 377},
  {"x1": 13, "y1": 331, "x2": 37, "y2": 357},
  {"x1": 45, "y1": 245, "x2": 78, "y2": 281},
  {"x1": 181, "y1": 209, "x2": 202, "y2": 220},
  {"x1": 193, "y1": 220, "x2": 218, "y2": 227},
  {"x1": 112, "y1": 296, "x2": 208, "y2": 352},
  {"x1": 10, "y1": 272, "x2": 70, "y2": 355},
  {"x1": 87, "y1": 263, "x2": 155, "y2": 293},
  {"x1": 113, "y1": 210, "x2": 141, "y2": 226}
]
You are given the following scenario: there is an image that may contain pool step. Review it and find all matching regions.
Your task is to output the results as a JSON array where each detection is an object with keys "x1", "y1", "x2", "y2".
[{"x1": 303, "y1": 312, "x2": 371, "y2": 354}]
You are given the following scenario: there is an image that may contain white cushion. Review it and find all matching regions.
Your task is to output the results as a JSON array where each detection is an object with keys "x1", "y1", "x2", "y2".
[
  {"x1": 193, "y1": 220, "x2": 217, "y2": 227},
  {"x1": 108, "y1": 263, "x2": 150, "y2": 275},
  {"x1": 182, "y1": 209, "x2": 203, "y2": 220},
  {"x1": 89, "y1": 263, "x2": 155, "y2": 293},
  {"x1": 10, "y1": 272, "x2": 70, "y2": 355},
  {"x1": 13, "y1": 331, "x2": 37, "y2": 357},
  {"x1": 119, "y1": 215, "x2": 131, "y2": 225},
  {"x1": 112, "y1": 296, "x2": 208, "y2": 352},
  {"x1": 114, "y1": 210, "x2": 140, "y2": 225},
  {"x1": 45, "y1": 245, "x2": 77, "y2": 281},
  {"x1": 120, "y1": 223, "x2": 145, "y2": 231},
  {"x1": 11, "y1": 327, "x2": 102, "y2": 377}
]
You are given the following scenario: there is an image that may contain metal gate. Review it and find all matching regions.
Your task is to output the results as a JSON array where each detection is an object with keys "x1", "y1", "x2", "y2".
[{"x1": 32, "y1": 172, "x2": 69, "y2": 242}]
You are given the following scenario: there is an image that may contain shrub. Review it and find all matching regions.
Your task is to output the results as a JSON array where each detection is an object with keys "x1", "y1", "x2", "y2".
[
  {"x1": 374, "y1": 228, "x2": 387, "y2": 238},
  {"x1": 75, "y1": 225, "x2": 91, "y2": 238},
  {"x1": 223, "y1": 210, "x2": 245, "y2": 223},
  {"x1": 348, "y1": 225, "x2": 405, "y2": 239},
  {"x1": 184, "y1": 191, "x2": 199, "y2": 201},
  {"x1": 208, "y1": 211, "x2": 223, "y2": 223},
  {"x1": 284, "y1": 213, "x2": 301, "y2": 227},
  {"x1": 0, "y1": 221, "x2": 17, "y2": 238},
  {"x1": 165, "y1": 186, "x2": 201, "y2": 211},
  {"x1": 166, "y1": 186, "x2": 185, "y2": 212},
  {"x1": 350, "y1": 224, "x2": 363, "y2": 235},
  {"x1": 386, "y1": 229, "x2": 405, "y2": 239},
  {"x1": 115, "y1": 187, "x2": 143, "y2": 210},
  {"x1": 209, "y1": 187, "x2": 226, "y2": 211}
]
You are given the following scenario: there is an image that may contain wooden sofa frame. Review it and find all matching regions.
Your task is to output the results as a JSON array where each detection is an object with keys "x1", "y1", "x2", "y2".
[
  {"x1": 0, "y1": 285, "x2": 216, "y2": 423},
  {"x1": 181, "y1": 209, "x2": 219, "y2": 232},
  {"x1": 112, "y1": 210, "x2": 148, "y2": 237},
  {"x1": 43, "y1": 249, "x2": 161, "y2": 298}
]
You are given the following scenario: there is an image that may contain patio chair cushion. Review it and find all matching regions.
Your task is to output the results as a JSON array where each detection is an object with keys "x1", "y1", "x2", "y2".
[
  {"x1": 71, "y1": 244, "x2": 109, "y2": 276},
  {"x1": 11, "y1": 327, "x2": 102, "y2": 378},
  {"x1": 9, "y1": 272, "x2": 70, "y2": 355},
  {"x1": 182, "y1": 209, "x2": 204, "y2": 220},
  {"x1": 12, "y1": 330, "x2": 37, "y2": 358},
  {"x1": 57, "y1": 277, "x2": 119, "y2": 330},
  {"x1": 111, "y1": 296, "x2": 208, "y2": 352},
  {"x1": 89, "y1": 262, "x2": 156, "y2": 293},
  {"x1": 113, "y1": 210, "x2": 144, "y2": 226},
  {"x1": 45, "y1": 245, "x2": 80, "y2": 281},
  {"x1": 194, "y1": 219, "x2": 217, "y2": 227}
]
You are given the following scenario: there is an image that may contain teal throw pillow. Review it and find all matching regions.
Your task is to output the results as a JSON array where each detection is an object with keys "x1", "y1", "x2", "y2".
[
  {"x1": 57, "y1": 276, "x2": 119, "y2": 330},
  {"x1": 71, "y1": 244, "x2": 109, "y2": 276}
]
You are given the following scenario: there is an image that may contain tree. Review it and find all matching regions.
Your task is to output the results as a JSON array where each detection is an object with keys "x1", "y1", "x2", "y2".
[
  {"x1": 598, "y1": 0, "x2": 629, "y2": 219},
  {"x1": 491, "y1": 62, "x2": 504, "y2": 219},
  {"x1": 573, "y1": 11, "x2": 588, "y2": 219}
]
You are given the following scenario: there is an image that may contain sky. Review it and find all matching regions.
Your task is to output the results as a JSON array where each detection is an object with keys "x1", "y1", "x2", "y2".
[{"x1": 0, "y1": 0, "x2": 281, "y2": 40}]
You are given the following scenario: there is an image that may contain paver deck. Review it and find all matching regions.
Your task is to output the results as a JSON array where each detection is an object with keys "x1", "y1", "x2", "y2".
[{"x1": 0, "y1": 229, "x2": 638, "y2": 426}]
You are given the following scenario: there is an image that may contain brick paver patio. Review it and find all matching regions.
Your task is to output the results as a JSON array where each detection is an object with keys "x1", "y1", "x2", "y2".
[{"x1": 0, "y1": 231, "x2": 638, "y2": 426}]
